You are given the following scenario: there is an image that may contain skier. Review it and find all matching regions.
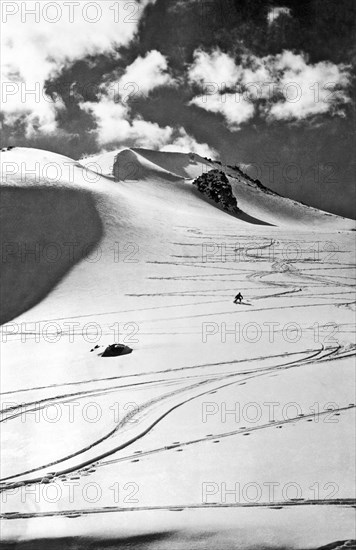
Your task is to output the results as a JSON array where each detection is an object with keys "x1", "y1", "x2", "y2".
[{"x1": 233, "y1": 292, "x2": 243, "y2": 304}]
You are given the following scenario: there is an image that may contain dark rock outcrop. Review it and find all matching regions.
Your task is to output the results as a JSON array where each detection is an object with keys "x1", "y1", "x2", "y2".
[
  {"x1": 101, "y1": 343, "x2": 133, "y2": 357},
  {"x1": 192, "y1": 170, "x2": 239, "y2": 214}
]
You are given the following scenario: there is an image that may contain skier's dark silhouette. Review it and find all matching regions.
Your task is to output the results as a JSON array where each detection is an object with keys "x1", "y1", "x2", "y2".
[{"x1": 234, "y1": 292, "x2": 243, "y2": 304}]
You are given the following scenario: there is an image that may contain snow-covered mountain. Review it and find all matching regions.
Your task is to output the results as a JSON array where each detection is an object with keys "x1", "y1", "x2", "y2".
[
  {"x1": 82, "y1": 147, "x2": 355, "y2": 230},
  {"x1": 0, "y1": 147, "x2": 355, "y2": 548}
]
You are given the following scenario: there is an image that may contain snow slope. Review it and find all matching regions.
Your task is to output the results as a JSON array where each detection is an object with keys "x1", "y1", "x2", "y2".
[
  {"x1": 0, "y1": 147, "x2": 355, "y2": 549},
  {"x1": 83, "y1": 147, "x2": 355, "y2": 230}
]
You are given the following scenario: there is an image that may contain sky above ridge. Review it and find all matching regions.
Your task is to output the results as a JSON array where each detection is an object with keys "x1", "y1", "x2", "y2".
[{"x1": 1, "y1": 0, "x2": 355, "y2": 217}]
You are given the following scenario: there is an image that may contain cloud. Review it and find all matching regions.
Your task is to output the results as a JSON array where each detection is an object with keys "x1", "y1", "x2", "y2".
[
  {"x1": 80, "y1": 48, "x2": 178, "y2": 149},
  {"x1": 1, "y1": 80, "x2": 66, "y2": 137},
  {"x1": 266, "y1": 51, "x2": 351, "y2": 120},
  {"x1": 81, "y1": 96, "x2": 217, "y2": 156},
  {"x1": 80, "y1": 97, "x2": 171, "y2": 146},
  {"x1": 267, "y1": 6, "x2": 291, "y2": 24},
  {"x1": 119, "y1": 50, "x2": 175, "y2": 96},
  {"x1": 161, "y1": 129, "x2": 218, "y2": 158},
  {"x1": 188, "y1": 49, "x2": 241, "y2": 88},
  {"x1": 79, "y1": 49, "x2": 185, "y2": 151},
  {"x1": 189, "y1": 93, "x2": 254, "y2": 130},
  {"x1": 187, "y1": 48, "x2": 351, "y2": 128},
  {"x1": 1, "y1": 0, "x2": 156, "y2": 135}
]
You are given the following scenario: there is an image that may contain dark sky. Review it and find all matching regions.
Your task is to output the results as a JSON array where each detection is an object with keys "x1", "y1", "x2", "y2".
[{"x1": 1, "y1": 0, "x2": 355, "y2": 217}]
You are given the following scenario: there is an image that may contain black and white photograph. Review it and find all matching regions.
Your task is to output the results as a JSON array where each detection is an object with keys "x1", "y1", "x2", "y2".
[{"x1": 0, "y1": 1, "x2": 355, "y2": 548}]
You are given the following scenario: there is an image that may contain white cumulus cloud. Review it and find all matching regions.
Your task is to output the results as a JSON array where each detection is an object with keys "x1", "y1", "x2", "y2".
[
  {"x1": 1, "y1": 0, "x2": 156, "y2": 135},
  {"x1": 81, "y1": 97, "x2": 172, "y2": 147},
  {"x1": 188, "y1": 49, "x2": 241, "y2": 88},
  {"x1": 81, "y1": 96, "x2": 217, "y2": 156},
  {"x1": 266, "y1": 51, "x2": 351, "y2": 120},
  {"x1": 267, "y1": 6, "x2": 291, "y2": 24},
  {"x1": 187, "y1": 48, "x2": 351, "y2": 128},
  {"x1": 161, "y1": 128, "x2": 218, "y2": 158},
  {"x1": 119, "y1": 50, "x2": 175, "y2": 96},
  {"x1": 189, "y1": 93, "x2": 255, "y2": 130}
]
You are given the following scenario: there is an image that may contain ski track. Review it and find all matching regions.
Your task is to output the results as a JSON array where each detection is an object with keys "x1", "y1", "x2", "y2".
[
  {"x1": 2, "y1": 498, "x2": 355, "y2": 521},
  {"x1": 82, "y1": 405, "x2": 356, "y2": 468},
  {"x1": 1, "y1": 232, "x2": 355, "y2": 524},
  {"x1": 1, "y1": 344, "x2": 352, "y2": 488}
]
